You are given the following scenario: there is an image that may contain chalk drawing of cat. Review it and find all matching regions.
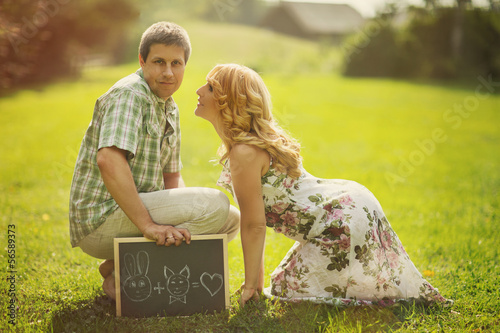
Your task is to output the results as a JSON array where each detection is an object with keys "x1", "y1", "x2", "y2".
[{"x1": 164, "y1": 265, "x2": 190, "y2": 304}]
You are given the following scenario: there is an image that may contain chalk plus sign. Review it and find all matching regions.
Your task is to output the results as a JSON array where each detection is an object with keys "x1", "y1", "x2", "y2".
[{"x1": 154, "y1": 282, "x2": 165, "y2": 294}]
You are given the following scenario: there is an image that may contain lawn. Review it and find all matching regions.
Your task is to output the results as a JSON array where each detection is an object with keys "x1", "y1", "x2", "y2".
[{"x1": 0, "y1": 21, "x2": 499, "y2": 332}]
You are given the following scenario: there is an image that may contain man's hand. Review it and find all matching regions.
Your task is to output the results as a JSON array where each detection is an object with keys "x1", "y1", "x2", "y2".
[
  {"x1": 142, "y1": 224, "x2": 191, "y2": 247},
  {"x1": 97, "y1": 147, "x2": 192, "y2": 247}
]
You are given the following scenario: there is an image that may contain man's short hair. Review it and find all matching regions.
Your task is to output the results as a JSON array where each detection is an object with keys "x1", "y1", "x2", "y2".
[{"x1": 139, "y1": 22, "x2": 191, "y2": 63}]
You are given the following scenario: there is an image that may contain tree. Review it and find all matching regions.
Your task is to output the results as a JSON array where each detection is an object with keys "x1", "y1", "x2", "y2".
[
  {"x1": 0, "y1": 0, "x2": 138, "y2": 92},
  {"x1": 424, "y1": 0, "x2": 440, "y2": 10},
  {"x1": 342, "y1": 2, "x2": 500, "y2": 80},
  {"x1": 488, "y1": 0, "x2": 500, "y2": 10},
  {"x1": 451, "y1": 0, "x2": 472, "y2": 65}
]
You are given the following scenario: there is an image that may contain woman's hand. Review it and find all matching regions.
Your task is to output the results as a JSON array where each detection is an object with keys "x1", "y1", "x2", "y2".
[{"x1": 238, "y1": 286, "x2": 260, "y2": 307}]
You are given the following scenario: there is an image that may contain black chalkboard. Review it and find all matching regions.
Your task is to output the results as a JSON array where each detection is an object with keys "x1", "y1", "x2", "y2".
[{"x1": 113, "y1": 235, "x2": 229, "y2": 317}]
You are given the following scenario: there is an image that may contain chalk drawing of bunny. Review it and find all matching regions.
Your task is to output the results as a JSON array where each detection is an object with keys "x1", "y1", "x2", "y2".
[
  {"x1": 122, "y1": 251, "x2": 152, "y2": 302},
  {"x1": 164, "y1": 265, "x2": 190, "y2": 304}
]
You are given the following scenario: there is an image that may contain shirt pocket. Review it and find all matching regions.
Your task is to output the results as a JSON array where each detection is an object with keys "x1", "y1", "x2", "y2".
[
  {"x1": 165, "y1": 131, "x2": 178, "y2": 148},
  {"x1": 140, "y1": 122, "x2": 162, "y2": 162},
  {"x1": 146, "y1": 122, "x2": 161, "y2": 138}
]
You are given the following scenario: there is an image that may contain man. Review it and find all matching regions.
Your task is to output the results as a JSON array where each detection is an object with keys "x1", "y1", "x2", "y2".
[{"x1": 69, "y1": 22, "x2": 239, "y2": 299}]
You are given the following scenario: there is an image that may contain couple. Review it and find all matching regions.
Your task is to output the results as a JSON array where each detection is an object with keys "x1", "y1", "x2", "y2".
[{"x1": 70, "y1": 22, "x2": 448, "y2": 308}]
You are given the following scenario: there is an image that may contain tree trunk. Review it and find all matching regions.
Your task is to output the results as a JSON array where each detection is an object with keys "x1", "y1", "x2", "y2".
[{"x1": 451, "y1": 0, "x2": 469, "y2": 65}]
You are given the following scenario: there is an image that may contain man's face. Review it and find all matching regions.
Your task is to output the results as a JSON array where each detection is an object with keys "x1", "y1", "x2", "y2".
[{"x1": 140, "y1": 43, "x2": 186, "y2": 100}]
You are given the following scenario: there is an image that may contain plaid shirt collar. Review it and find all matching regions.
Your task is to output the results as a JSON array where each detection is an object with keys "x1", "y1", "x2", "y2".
[{"x1": 135, "y1": 68, "x2": 176, "y2": 113}]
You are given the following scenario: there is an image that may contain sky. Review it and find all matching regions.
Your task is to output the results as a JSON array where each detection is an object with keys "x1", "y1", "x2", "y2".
[{"x1": 272, "y1": 0, "x2": 491, "y2": 17}]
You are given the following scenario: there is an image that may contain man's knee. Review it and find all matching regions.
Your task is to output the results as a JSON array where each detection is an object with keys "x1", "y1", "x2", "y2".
[
  {"x1": 222, "y1": 205, "x2": 240, "y2": 241},
  {"x1": 200, "y1": 188, "x2": 230, "y2": 219}
]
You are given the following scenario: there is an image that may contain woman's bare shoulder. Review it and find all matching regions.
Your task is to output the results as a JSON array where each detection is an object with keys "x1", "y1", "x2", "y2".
[
  {"x1": 229, "y1": 144, "x2": 270, "y2": 175},
  {"x1": 230, "y1": 144, "x2": 266, "y2": 159}
]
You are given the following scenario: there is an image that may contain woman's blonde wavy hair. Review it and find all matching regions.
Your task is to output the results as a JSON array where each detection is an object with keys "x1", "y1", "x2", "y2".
[{"x1": 207, "y1": 64, "x2": 302, "y2": 178}]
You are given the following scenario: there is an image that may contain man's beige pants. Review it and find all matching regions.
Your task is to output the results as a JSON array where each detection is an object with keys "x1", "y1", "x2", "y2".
[{"x1": 78, "y1": 187, "x2": 240, "y2": 259}]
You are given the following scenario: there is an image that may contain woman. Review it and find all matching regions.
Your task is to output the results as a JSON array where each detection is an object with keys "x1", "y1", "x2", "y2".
[{"x1": 195, "y1": 64, "x2": 448, "y2": 307}]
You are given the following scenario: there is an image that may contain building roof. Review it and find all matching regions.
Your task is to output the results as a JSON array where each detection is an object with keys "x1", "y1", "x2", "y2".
[{"x1": 269, "y1": 1, "x2": 365, "y2": 35}]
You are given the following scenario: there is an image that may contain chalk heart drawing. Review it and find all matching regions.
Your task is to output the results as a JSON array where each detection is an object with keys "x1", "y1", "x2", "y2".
[{"x1": 200, "y1": 272, "x2": 223, "y2": 296}]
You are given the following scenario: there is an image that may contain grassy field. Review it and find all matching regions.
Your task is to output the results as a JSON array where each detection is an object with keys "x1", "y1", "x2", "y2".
[{"x1": 1, "y1": 21, "x2": 499, "y2": 332}]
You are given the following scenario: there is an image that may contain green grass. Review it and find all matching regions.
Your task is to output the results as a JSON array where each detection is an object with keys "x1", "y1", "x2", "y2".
[{"x1": 1, "y1": 21, "x2": 499, "y2": 332}]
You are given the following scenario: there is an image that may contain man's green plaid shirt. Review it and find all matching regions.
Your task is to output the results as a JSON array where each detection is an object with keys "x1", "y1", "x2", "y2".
[{"x1": 69, "y1": 68, "x2": 182, "y2": 247}]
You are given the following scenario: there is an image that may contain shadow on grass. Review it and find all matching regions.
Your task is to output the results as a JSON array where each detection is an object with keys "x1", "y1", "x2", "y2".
[
  {"x1": 228, "y1": 296, "x2": 453, "y2": 332},
  {"x1": 227, "y1": 297, "x2": 410, "y2": 332},
  {"x1": 50, "y1": 293, "x2": 232, "y2": 332},
  {"x1": 50, "y1": 292, "x2": 446, "y2": 332},
  {"x1": 50, "y1": 295, "x2": 116, "y2": 332}
]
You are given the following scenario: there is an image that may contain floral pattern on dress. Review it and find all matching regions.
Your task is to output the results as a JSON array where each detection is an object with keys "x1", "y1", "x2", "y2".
[
  {"x1": 217, "y1": 161, "x2": 450, "y2": 307},
  {"x1": 271, "y1": 250, "x2": 310, "y2": 296}
]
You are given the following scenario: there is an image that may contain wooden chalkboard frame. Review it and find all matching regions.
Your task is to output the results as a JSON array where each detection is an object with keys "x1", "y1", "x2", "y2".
[{"x1": 114, "y1": 235, "x2": 229, "y2": 317}]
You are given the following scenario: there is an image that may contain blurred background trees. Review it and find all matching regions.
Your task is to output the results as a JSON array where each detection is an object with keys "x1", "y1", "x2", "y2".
[
  {"x1": 0, "y1": 0, "x2": 138, "y2": 91},
  {"x1": 342, "y1": 0, "x2": 500, "y2": 79},
  {"x1": 1, "y1": 0, "x2": 499, "y2": 93}
]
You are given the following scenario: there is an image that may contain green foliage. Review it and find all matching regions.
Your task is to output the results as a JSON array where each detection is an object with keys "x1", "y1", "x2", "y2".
[
  {"x1": 342, "y1": 23, "x2": 401, "y2": 77},
  {"x1": 343, "y1": 6, "x2": 500, "y2": 80},
  {"x1": 136, "y1": 0, "x2": 266, "y2": 26},
  {"x1": 1, "y1": 21, "x2": 499, "y2": 332},
  {"x1": 202, "y1": 0, "x2": 267, "y2": 25},
  {"x1": 0, "y1": 0, "x2": 138, "y2": 91}
]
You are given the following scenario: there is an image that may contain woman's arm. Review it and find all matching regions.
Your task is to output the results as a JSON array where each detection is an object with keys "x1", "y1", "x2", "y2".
[{"x1": 229, "y1": 144, "x2": 269, "y2": 305}]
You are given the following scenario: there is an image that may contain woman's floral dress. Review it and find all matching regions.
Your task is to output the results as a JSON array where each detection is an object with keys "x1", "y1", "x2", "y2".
[{"x1": 217, "y1": 162, "x2": 448, "y2": 307}]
